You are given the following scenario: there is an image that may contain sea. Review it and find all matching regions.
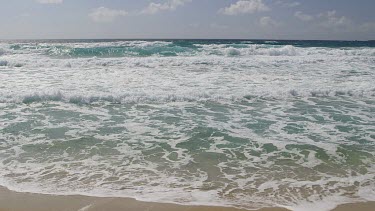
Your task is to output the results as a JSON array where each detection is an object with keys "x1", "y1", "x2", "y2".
[{"x1": 0, "y1": 39, "x2": 374, "y2": 211}]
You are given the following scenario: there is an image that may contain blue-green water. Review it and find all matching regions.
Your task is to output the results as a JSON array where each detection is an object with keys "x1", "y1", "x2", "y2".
[{"x1": 0, "y1": 40, "x2": 374, "y2": 211}]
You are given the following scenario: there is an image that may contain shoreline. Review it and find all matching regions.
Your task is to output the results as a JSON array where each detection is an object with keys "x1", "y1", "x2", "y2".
[
  {"x1": 0, "y1": 186, "x2": 374, "y2": 211},
  {"x1": 0, "y1": 186, "x2": 284, "y2": 211}
]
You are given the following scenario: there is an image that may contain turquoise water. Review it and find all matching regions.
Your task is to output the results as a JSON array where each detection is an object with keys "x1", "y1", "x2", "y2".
[{"x1": 0, "y1": 40, "x2": 374, "y2": 211}]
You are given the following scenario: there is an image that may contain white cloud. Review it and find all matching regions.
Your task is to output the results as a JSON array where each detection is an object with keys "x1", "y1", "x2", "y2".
[
  {"x1": 89, "y1": 7, "x2": 128, "y2": 23},
  {"x1": 294, "y1": 11, "x2": 314, "y2": 21},
  {"x1": 317, "y1": 10, "x2": 352, "y2": 28},
  {"x1": 220, "y1": 0, "x2": 270, "y2": 15},
  {"x1": 259, "y1": 16, "x2": 281, "y2": 27},
  {"x1": 189, "y1": 23, "x2": 200, "y2": 28},
  {"x1": 286, "y1": 2, "x2": 301, "y2": 7},
  {"x1": 293, "y1": 10, "x2": 366, "y2": 34},
  {"x1": 275, "y1": 1, "x2": 300, "y2": 8},
  {"x1": 141, "y1": 0, "x2": 192, "y2": 15},
  {"x1": 36, "y1": 0, "x2": 63, "y2": 4}
]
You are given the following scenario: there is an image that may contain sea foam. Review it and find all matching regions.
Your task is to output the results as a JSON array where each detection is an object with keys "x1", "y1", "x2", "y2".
[{"x1": 0, "y1": 40, "x2": 374, "y2": 211}]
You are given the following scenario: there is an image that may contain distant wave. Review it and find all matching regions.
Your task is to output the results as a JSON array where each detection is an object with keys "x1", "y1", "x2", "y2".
[{"x1": 2, "y1": 41, "x2": 374, "y2": 59}]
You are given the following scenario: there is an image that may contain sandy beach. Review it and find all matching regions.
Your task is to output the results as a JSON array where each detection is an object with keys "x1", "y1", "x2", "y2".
[{"x1": 0, "y1": 187, "x2": 373, "y2": 211}]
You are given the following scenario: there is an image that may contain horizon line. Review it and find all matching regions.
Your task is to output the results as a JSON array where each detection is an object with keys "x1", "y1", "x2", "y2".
[{"x1": 0, "y1": 38, "x2": 373, "y2": 42}]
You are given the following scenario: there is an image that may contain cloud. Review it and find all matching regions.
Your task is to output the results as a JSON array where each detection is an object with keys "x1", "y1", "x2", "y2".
[
  {"x1": 189, "y1": 23, "x2": 200, "y2": 28},
  {"x1": 259, "y1": 16, "x2": 281, "y2": 27},
  {"x1": 36, "y1": 0, "x2": 63, "y2": 4},
  {"x1": 317, "y1": 10, "x2": 352, "y2": 29},
  {"x1": 294, "y1": 11, "x2": 314, "y2": 21},
  {"x1": 89, "y1": 7, "x2": 128, "y2": 23},
  {"x1": 293, "y1": 10, "x2": 353, "y2": 32},
  {"x1": 89, "y1": 1, "x2": 191, "y2": 22},
  {"x1": 141, "y1": 0, "x2": 192, "y2": 15},
  {"x1": 275, "y1": 1, "x2": 300, "y2": 8},
  {"x1": 293, "y1": 10, "x2": 372, "y2": 35},
  {"x1": 286, "y1": 1, "x2": 301, "y2": 8},
  {"x1": 220, "y1": 0, "x2": 270, "y2": 15}
]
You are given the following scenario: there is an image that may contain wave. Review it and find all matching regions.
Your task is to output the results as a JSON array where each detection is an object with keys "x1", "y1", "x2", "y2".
[
  {"x1": 0, "y1": 59, "x2": 23, "y2": 67},
  {"x1": 259, "y1": 45, "x2": 297, "y2": 56},
  {"x1": 46, "y1": 44, "x2": 194, "y2": 58},
  {"x1": 1, "y1": 88, "x2": 374, "y2": 104},
  {"x1": 226, "y1": 47, "x2": 241, "y2": 56},
  {"x1": 6, "y1": 41, "x2": 196, "y2": 58},
  {"x1": 1, "y1": 91, "x2": 225, "y2": 104},
  {"x1": 0, "y1": 48, "x2": 6, "y2": 56},
  {"x1": 3, "y1": 41, "x2": 374, "y2": 59},
  {"x1": 197, "y1": 44, "x2": 299, "y2": 56},
  {"x1": 0, "y1": 60, "x2": 8, "y2": 66}
]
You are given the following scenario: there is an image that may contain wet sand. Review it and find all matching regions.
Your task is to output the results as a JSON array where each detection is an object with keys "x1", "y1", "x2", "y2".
[{"x1": 0, "y1": 186, "x2": 373, "y2": 211}]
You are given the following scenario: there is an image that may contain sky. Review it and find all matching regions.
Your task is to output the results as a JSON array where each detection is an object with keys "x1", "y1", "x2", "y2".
[{"x1": 0, "y1": 0, "x2": 374, "y2": 40}]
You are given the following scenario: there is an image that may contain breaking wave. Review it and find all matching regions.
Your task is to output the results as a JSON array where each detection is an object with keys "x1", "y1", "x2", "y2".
[
  {"x1": 1, "y1": 39, "x2": 375, "y2": 211},
  {"x1": 0, "y1": 48, "x2": 6, "y2": 56},
  {"x1": 0, "y1": 88, "x2": 374, "y2": 104},
  {"x1": 2, "y1": 40, "x2": 374, "y2": 58}
]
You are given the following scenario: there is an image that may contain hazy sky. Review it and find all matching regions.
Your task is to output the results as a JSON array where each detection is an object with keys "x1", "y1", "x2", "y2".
[{"x1": 1, "y1": 0, "x2": 374, "y2": 40}]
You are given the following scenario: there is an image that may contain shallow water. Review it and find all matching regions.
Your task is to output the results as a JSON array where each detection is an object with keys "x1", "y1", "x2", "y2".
[{"x1": 0, "y1": 40, "x2": 374, "y2": 211}]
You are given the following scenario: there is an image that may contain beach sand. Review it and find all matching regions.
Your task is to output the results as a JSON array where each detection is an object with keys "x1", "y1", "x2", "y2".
[{"x1": 0, "y1": 187, "x2": 374, "y2": 211}]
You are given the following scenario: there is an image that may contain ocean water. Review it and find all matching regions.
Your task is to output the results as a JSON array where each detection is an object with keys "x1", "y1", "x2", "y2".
[{"x1": 0, "y1": 39, "x2": 374, "y2": 211}]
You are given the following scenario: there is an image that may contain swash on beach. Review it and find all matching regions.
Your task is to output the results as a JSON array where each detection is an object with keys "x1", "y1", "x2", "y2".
[{"x1": 0, "y1": 39, "x2": 374, "y2": 211}]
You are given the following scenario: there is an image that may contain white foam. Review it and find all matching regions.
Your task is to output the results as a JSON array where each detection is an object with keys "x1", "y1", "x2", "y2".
[
  {"x1": 78, "y1": 205, "x2": 92, "y2": 211},
  {"x1": 0, "y1": 60, "x2": 8, "y2": 66},
  {"x1": 284, "y1": 197, "x2": 347, "y2": 211},
  {"x1": 0, "y1": 48, "x2": 6, "y2": 56},
  {"x1": 226, "y1": 48, "x2": 241, "y2": 56},
  {"x1": 1, "y1": 40, "x2": 375, "y2": 211}
]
